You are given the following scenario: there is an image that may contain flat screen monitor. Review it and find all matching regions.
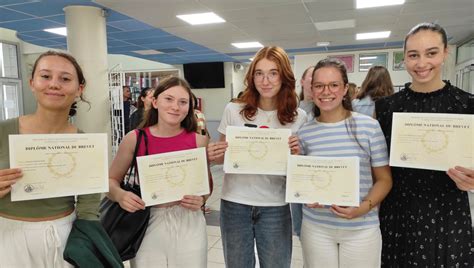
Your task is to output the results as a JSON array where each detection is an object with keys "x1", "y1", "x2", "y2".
[{"x1": 183, "y1": 62, "x2": 225, "y2": 89}]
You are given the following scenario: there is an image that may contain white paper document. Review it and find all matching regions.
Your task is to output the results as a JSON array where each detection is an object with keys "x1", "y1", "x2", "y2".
[
  {"x1": 390, "y1": 112, "x2": 473, "y2": 171},
  {"x1": 9, "y1": 133, "x2": 109, "y2": 201},
  {"x1": 224, "y1": 126, "x2": 291, "y2": 175},
  {"x1": 137, "y1": 147, "x2": 210, "y2": 206},
  {"x1": 286, "y1": 155, "x2": 360, "y2": 207}
]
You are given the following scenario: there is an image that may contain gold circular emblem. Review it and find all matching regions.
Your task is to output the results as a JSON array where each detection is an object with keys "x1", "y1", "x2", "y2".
[
  {"x1": 421, "y1": 130, "x2": 448, "y2": 153},
  {"x1": 311, "y1": 170, "x2": 332, "y2": 190},
  {"x1": 165, "y1": 166, "x2": 186, "y2": 187},
  {"x1": 47, "y1": 152, "x2": 76, "y2": 177},
  {"x1": 248, "y1": 141, "x2": 268, "y2": 159}
]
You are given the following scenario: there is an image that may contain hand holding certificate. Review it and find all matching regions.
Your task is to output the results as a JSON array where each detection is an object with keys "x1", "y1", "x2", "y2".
[
  {"x1": 9, "y1": 133, "x2": 109, "y2": 201},
  {"x1": 286, "y1": 155, "x2": 360, "y2": 206},
  {"x1": 390, "y1": 113, "x2": 473, "y2": 171},
  {"x1": 224, "y1": 126, "x2": 291, "y2": 175},
  {"x1": 137, "y1": 147, "x2": 210, "y2": 206}
]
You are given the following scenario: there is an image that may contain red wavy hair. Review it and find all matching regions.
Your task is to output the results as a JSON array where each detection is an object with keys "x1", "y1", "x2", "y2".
[{"x1": 237, "y1": 46, "x2": 298, "y2": 125}]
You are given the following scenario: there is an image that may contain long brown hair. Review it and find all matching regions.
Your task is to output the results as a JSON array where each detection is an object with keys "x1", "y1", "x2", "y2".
[
  {"x1": 357, "y1": 66, "x2": 394, "y2": 101},
  {"x1": 312, "y1": 58, "x2": 368, "y2": 154},
  {"x1": 31, "y1": 51, "x2": 88, "y2": 116},
  {"x1": 141, "y1": 77, "x2": 197, "y2": 132},
  {"x1": 238, "y1": 46, "x2": 298, "y2": 125}
]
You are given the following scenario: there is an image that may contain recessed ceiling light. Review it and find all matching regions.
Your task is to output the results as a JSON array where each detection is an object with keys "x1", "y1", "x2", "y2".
[
  {"x1": 356, "y1": 31, "x2": 391, "y2": 40},
  {"x1": 44, "y1": 27, "x2": 67, "y2": 36},
  {"x1": 356, "y1": 0, "x2": 405, "y2": 9},
  {"x1": 132, "y1": 49, "x2": 163, "y2": 55},
  {"x1": 315, "y1": 19, "x2": 355, "y2": 31},
  {"x1": 232, "y1": 42, "x2": 263, "y2": 49},
  {"x1": 176, "y1": 12, "x2": 225, "y2": 25},
  {"x1": 360, "y1": 56, "x2": 378, "y2": 60},
  {"x1": 316, "y1": 41, "x2": 331, "y2": 47}
]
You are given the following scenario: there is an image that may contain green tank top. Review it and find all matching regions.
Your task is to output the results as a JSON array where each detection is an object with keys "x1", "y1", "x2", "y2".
[{"x1": 0, "y1": 118, "x2": 100, "y2": 220}]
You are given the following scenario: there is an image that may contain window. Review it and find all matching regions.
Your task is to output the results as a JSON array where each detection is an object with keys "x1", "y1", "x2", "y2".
[{"x1": 0, "y1": 41, "x2": 22, "y2": 121}]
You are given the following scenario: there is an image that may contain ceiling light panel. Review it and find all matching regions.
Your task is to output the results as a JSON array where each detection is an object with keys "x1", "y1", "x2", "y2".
[
  {"x1": 176, "y1": 12, "x2": 225, "y2": 25},
  {"x1": 231, "y1": 42, "x2": 263, "y2": 49},
  {"x1": 44, "y1": 27, "x2": 67, "y2": 36},
  {"x1": 132, "y1": 50, "x2": 163, "y2": 55},
  {"x1": 356, "y1": 31, "x2": 391, "y2": 40},
  {"x1": 316, "y1": 41, "x2": 331, "y2": 46},
  {"x1": 315, "y1": 19, "x2": 355, "y2": 31},
  {"x1": 356, "y1": 0, "x2": 405, "y2": 9}
]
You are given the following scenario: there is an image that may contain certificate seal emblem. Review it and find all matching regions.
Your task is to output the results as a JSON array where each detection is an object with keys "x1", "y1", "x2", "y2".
[
  {"x1": 233, "y1": 162, "x2": 239, "y2": 169},
  {"x1": 24, "y1": 184, "x2": 35, "y2": 193},
  {"x1": 421, "y1": 130, "x2": 448, "y2": 153},
  {"x1": 294, "y1": 192, "x2": 300, "y2": 198},
  {"x1": 311, "y1": 170, "x2": 332, "y2": 190},
  {"x1": 151, "y1": 192, "x2": 158, "y2": 200},
  {"x1": 400, "y1": 153, "x2": 408, "y2": 161},
  {"x1": 248, "y1": 141, "x2": 268, "y2": 159},
  {"x1": 165, "y1": 166, "x2": 186, "y2": 187},
  {"x1": 47, "y1": 152, "x2": 76, "y2": 177}
]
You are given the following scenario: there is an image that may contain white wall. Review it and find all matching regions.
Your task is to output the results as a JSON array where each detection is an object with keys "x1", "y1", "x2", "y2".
[
  {"x1": 108, "y1": 54, "x2": 178, "y2": 72},
  {"x1": 231, "y1": 63, "x2": 248, "y2": 98},
  {"x1": 294, "y1": 48, "x2": 411, "y2": 95},
  {"x1": 294, "y1": 47, "x2": 457, "y2": 96}
]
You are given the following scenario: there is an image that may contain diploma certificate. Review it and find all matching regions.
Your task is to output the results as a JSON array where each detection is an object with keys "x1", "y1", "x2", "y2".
[
  {"x1": 224, "y1": 126, "x2": 291, "y2": 175},
  {"x1": 9, "y1": 133, "x2": 109, "y2": 201},
  {"x1": 137, "y1": 147, "x2": 210, "y2": 206},
  {"x1": 286, "y1": 155, "x2": 360, "y2": 206},
  {"x1": 390, "y1": 113, "x2": 473, "y2": 171}
]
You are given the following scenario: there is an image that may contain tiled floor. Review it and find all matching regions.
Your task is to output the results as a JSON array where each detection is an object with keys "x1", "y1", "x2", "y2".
[{"x1": 125, "y1": 164, "x2": 304, "y2": 267}]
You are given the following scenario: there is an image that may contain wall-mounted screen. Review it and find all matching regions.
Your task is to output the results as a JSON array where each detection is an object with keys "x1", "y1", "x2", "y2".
[{"x1": 183, "y1": 62, "x2": 225, "y2": 89}]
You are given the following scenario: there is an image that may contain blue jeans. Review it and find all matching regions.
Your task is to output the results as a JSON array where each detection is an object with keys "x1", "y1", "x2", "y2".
[
  {"x1": 290, "y1": 203, "x2": 303, "y2": 237},
  {"x1": 220, "y1": 200, "x2": 292, "y2": 268}
]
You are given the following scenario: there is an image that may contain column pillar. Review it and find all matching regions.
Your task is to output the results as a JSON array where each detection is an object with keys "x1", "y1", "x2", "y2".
[{"x1": 64, "y1": 5, "x2": 110, "y2": 138}]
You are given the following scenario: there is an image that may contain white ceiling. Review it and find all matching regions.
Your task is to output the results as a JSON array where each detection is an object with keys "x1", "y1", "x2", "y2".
[{"x1": 97, "y1": 0, "x2": 474, "y2": 60}]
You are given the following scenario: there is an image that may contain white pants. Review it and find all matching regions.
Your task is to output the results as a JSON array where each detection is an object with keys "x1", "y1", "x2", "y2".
[
  {"x1": 0, "y1": 213, "x2": 75, "y2": 268},
  {"x1": 300, "y1": 219, "x2": 381, "y2": 268},
  {"x1": 130, "y1": 205, "x2": 207, "y2": 268}
]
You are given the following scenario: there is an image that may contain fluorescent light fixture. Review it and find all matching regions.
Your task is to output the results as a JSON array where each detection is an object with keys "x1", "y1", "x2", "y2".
[
  {"x1": 359, "y1": 63, "x2": 373, "y2": 66},
  {"x1": 356, "y1": 0, "x2": 405, "y2": 9},
  {"x1": 132, "y1": 49, "x2": 163, "y2": 55},
  {"x1": 360, "y1": 56, "x2": 377, "y2": 60},
  {"x1": 44, "y1": 27, "x2": 67, "y2": 36},
  {"x1": 232, "y1": 42, "x2": 263, "y2": 49},
  {"x1": 356, "y1": 31, "x2": 391, "y2": 40},
  {"x1": 360, "y1": 68, "x2": 370, "y2": 71},
  {"x1": 315, "y1": 19, "x2": 355, "y2": 31},
  {"x1": 316, "y1": 41, "x2": 331, "y2": 47},
  {"x1": 176, "y1": 12, "x2": 225, "y2": 25}
]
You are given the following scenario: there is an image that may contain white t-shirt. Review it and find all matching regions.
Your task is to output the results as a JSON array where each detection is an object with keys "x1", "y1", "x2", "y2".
[{"x1": 217, "y1": 102, "x2": 308, "y2": 206}]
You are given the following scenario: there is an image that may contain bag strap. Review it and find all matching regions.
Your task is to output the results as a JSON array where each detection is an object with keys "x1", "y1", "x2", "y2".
[{"x1": 126, "y1": 129, "x2": 148, "y2": 185}]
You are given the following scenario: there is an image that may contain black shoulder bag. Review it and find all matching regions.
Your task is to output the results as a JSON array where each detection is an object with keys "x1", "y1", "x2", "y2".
[{"x1": 99, "y1": 129, "x2": 151, "y2": 261}]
